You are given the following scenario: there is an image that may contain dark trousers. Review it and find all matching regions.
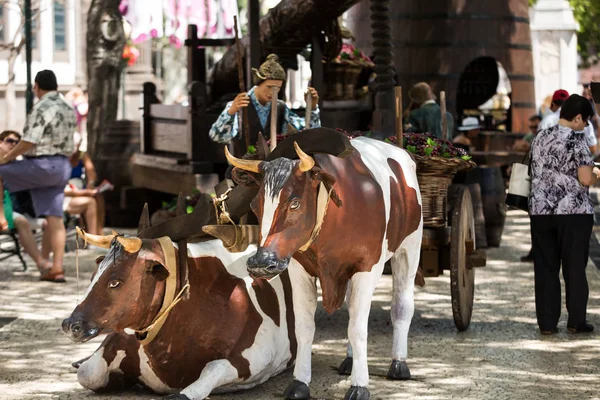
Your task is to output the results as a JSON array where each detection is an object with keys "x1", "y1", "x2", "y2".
[{"x1": 530, "y1": 214, "x2": 593, "y2": 330}]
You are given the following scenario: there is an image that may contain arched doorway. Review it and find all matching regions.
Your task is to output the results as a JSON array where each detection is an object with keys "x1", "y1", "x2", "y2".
[{"x1": 457, "y1": 57, "x2": 512, "y2": 132}]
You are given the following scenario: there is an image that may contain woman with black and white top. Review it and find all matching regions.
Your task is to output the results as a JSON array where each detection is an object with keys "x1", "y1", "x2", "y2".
[
  {"x1": 529, "y1": 95, "x2": 600, "y2": 335},
  {"x1": 529, "y1": 94, "x2": 599, "y2": 335}
]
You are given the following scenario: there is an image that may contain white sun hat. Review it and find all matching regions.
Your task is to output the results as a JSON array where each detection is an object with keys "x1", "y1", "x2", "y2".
[{"x1": 458, "y1": 116, "x2": 482, "y2": 131}]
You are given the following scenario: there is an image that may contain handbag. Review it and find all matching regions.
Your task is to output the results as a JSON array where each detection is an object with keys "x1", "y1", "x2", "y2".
[{"x1": 505, "y1": 149, "x2": 531, "y2": 212}]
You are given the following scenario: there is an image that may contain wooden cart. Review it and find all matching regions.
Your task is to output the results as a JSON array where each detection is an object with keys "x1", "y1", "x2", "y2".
[{"x1": 416, "y1": 156, "x2": 486, "y2": 331}]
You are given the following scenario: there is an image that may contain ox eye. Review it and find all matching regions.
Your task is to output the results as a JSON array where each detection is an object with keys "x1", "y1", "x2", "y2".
[
  {"x1": 108, "y1": 280, "x2": 121, "y2": 289},
  {"x1": 289, "y1": 199, "x2": 301, "y2": 210}
]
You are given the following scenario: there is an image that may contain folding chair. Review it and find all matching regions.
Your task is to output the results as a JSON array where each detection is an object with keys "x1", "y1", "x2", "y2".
[{"x1": 0, "y1": 228, "x2": 28, "y2": 271}]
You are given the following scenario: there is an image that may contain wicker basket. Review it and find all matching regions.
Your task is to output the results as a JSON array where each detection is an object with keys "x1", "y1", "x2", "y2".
[{"x1": 413, "y1": 154, "x2": 475, "y2": 228}]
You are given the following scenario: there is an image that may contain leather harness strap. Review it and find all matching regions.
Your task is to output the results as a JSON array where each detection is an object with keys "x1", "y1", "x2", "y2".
[{"x1": 136, "y1": 237, "x2": 188, "y2": 344}]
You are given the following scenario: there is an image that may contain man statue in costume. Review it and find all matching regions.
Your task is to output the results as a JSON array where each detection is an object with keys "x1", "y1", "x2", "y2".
[{"x1": 209, "y1": 54, "x2": 321, "y2": 144}]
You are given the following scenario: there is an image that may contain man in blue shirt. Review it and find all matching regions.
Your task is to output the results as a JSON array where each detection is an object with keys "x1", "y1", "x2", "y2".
[{"x1": 209, "y1": 54, "x2": 321, "y2": 146}]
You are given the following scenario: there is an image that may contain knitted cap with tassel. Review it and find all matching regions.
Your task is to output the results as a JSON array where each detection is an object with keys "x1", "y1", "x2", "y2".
[{"x1": 252, "y1": 54, "x2": 286, "y2": 84}]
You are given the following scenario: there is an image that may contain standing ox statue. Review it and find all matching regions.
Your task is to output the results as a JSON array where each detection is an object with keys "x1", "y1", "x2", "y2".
[
  {"x1": 225, "y1": 137, "x2": 423, "y2": 400},
  {"x1": 62, "y1": 227, "x2": 306, "y2": 400}
]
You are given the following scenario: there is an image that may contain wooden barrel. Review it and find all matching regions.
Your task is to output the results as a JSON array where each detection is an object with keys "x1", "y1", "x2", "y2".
[
  {"x1": 463, "y1": 167, "x2": 506, "y2": 247},
  {"x1": 346, "y1": 0, "x2": 535, "y2": 133}
]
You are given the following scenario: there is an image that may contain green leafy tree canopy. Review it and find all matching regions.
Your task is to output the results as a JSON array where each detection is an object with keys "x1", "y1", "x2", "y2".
[{"x1": 530, "y1": 0, "x2": 600, "y2": 66}]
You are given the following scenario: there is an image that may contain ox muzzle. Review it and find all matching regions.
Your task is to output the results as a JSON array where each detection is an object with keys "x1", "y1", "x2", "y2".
[
  {"x1": 62, "y1": 314, "x2": 101, "y2": 343},
  {"x1": 247, "y1": 249, "x2": 290, "y2": 279}
]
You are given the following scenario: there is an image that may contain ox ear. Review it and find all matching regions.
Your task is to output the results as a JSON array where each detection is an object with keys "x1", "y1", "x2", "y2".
[
  {"x1": 312, "y1": 168, "x2": 342, "y2": 208},
  {"x1": 137, "y1": 245, "x2": 170, "y2": 282},
  {"x1": 95, "y1": 255, "x2": 105, "y2": 265},
  {"x1": 147, "y1": 264, "x2": 169, "y2": 282}
]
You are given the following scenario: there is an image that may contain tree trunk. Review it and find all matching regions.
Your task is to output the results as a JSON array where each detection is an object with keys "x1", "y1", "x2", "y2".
[
  {"x1": 5, "y1": 50, "x2": 18, "y2": 130},
  {"x1": 86, "y1": 0, "x2": 126, "y2": 162},
  {"x1": 208, "y1": 0, "x2": 362, "y2": 101}
]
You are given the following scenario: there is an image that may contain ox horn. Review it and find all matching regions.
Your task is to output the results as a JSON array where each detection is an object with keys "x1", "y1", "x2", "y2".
[
  {"x1": 76, "y1": 226, "x2": 115, "y2": 249},
  {"x1": 116, "y1": 237, "x2": 143, "y2": 253},
  {"x1": 294, "y1": 142, "x2": 315, "y2": 172},
  {"x1": 224, "y1": 146, "x2": 262, "y2": 173}
]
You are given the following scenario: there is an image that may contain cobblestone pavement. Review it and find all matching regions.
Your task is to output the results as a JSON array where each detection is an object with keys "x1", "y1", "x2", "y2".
[{"x1": 0, "y1": 210, "x2": 599, "y2": 400}]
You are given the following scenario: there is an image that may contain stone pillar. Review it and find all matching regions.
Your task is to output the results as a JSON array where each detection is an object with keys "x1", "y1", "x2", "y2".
[{"x1": 530, "y1": 0, "x2": 579, "y2": 112}]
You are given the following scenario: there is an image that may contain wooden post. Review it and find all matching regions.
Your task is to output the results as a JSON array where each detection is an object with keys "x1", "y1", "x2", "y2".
[
  {"x1": 270, "y1": 86, "x2": 278, "y2": 151},
  {"x1": 186, "y1": 25, "x2": 205, "y2": 84},
  {"x1": 234, "y1": 16, "x2": 250, "y2": 149},
  {"x1": 246, "y1": 0, "x2": 261, "y2": 86},
  {"x1": 175, "y1": 194, "x2": 190, "y2": 300},
  {"x1": 440, "y1": 91, "x2": 448, "y2": 141},
  {"x1": 305, "y1": 90, "x2": 312, "y2": 130},
  {"x1": 395, "y1": 86, "x2": 403, "y2": 148},
  {"x1": 310, "y1": 34, "x2": 324, "y2": 110},
  {"x1": 140, "y1": 82, "x2": 158, "y2": 155}
]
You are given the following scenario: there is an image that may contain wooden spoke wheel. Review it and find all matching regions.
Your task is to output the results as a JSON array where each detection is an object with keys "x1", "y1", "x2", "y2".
[{"x1": 449, "y1": 185, "x2": 476, "y2": 331}]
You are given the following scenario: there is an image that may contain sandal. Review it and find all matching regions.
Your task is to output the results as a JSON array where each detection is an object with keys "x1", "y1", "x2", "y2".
[
  {"x1": 40, "y1": 267, "x2": 66, "y2": 283},
  {"x1": 37, "y1": 259, "x2": 53, "y2": 275}
]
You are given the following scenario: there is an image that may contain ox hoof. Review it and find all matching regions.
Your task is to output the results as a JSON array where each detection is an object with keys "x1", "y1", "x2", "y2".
[
  {"x1": 162, "y1": 394, "x2": 190, "y2": 400},
  {"x1": 386, "y1": 360, "x2": 411, "y2": 380},
  {"x1": 283, "y1": 380, "x2": 311, "y2": 399},
  {"x1": 337, "y1": 356, "x2": 353, "y2": 375},
  {"x1": 343, "y1": 386, "x2": 370, "y2": 400}
]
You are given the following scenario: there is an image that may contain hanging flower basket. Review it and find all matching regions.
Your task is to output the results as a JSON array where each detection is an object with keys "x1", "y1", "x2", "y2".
[{"x1": 323, "y1": 43, "x2": 374, "y2": 100}]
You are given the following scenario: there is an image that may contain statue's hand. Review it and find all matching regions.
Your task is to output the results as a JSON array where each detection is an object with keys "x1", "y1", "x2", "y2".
[
  {"x1": 307, "y1": 87, "x2": 319, "y2": 104},
  {"x1": 228, "y1": 93, "x2": 250, "y2": 115}
]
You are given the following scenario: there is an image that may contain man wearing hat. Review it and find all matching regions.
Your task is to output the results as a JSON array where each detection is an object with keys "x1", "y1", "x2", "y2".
[
  {"x1": 209, "y1": 54, "x2": 321, "y2": 145},
  {"x1": 405, "y1": 82, "x2": 454, "y2": 139},
  {"x1": 452, "y1": 116, "x2": 482, "y2": 152},
  {"x1": 540, "y1": 89, "x2": 597, "y2": 155}
]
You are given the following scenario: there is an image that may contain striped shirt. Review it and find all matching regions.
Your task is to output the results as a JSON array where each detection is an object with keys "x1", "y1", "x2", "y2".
[{"x1": 22, "y1": 92, "x2": 76, "y2": 157}]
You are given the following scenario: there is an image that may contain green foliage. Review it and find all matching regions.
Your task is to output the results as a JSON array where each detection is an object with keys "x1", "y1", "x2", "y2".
[
  {"x1": 247, "y1": 145, "x2": 256, "y2": 155},
  {"x1": 530, "y1": 0, "x2": 600, "y2": 66},
  {"x1": 406, "y1": 145, "x2": 417, "y2": 153},
  {"x1": 570, "y1": 0, "x2": 600, "y2": 66}
]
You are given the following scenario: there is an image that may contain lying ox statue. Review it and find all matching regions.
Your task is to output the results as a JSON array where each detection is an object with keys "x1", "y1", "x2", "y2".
[
  {"x1": 225, "y1": 138, "x2": 423, "y2": 400},
  {"x1": 63, "y1": 229, "x2": 313, "y2": 400}
]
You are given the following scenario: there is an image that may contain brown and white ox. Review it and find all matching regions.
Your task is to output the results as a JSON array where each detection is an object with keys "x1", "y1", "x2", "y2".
[
  {"x1": 62, "y1": 231, "x2": 312, "y2": 400},
  {"x1": 225, "y1": 137, "x2": 423, "y2": 400}
]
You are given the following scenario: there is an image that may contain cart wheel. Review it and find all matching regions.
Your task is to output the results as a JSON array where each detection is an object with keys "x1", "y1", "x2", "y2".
[{"x1": 450, "y1": 185, "x2": 476, "y2": 331}]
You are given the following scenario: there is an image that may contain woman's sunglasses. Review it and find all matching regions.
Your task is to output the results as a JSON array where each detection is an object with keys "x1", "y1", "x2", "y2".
[{"x1": 4, "y1": 138, "x2": 19, "y2": 145}]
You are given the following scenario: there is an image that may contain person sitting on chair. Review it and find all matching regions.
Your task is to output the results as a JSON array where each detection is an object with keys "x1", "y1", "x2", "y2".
[
  {"x1": 0, "y1": 130, "x2": 50, "y2": 273},
  {"x1": 63, "y1": 133, "x2": 112, "y2": 235}
]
